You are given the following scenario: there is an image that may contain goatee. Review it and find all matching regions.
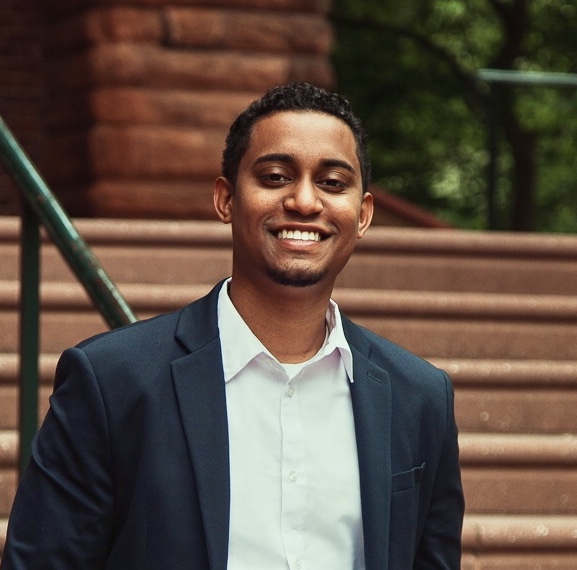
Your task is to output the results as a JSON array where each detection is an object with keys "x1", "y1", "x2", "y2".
[{"x1": 266, "y1": 266, "x2": 326, "y2": 288}]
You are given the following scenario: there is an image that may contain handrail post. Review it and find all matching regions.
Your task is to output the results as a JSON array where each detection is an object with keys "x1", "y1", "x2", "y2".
[
  {"x1": 1, "y1": 114, "x2": 137, "y2": 476},
  {"x1": 19, "y1": 200, "x2": 40, "y2": 476}
]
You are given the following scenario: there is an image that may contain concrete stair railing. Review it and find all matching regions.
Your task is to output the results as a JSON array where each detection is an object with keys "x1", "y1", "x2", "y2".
[{"x1": 1, "y1": 216, "x2": 577, "y2": 568}]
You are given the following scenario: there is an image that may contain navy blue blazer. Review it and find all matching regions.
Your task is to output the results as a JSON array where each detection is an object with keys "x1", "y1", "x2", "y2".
[{"x1": 2, "y1": 282, "x2": 464, "y2": 569}]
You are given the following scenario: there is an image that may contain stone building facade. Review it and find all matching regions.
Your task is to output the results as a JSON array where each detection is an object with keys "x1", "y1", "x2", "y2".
[{"x1": 1, "y1": 0, "x2": 333, "y2": 218}]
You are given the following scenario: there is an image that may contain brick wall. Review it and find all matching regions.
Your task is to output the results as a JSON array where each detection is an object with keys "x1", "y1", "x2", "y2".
[
  {"x1": 37, "y1": 0, "x2": 334, "y2": 218},
  {"x1": 0, "y1": 0, "x2": 45, "y2": 215}
]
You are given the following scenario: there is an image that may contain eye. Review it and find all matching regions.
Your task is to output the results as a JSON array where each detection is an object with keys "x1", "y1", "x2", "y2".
[
  {"x1": 318, "y1": 176, "x2": 347, "y2": 192},
  {"x1": 259, "y1": 171, "x2": 292, "y2": 187}
]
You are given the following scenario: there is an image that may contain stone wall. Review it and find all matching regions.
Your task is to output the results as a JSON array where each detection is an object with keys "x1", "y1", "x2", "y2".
[
  {"x1": 0, "y1": 0, "x2": 45, "y2": 215},
  {"x1": 39, "y1": 0, "x2": 334, "y2": 218}
]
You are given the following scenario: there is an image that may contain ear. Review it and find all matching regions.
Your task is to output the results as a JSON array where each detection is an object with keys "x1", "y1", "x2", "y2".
[
  {"x1": 357, "y1": 192, "x2": 374, "y2": 239},
  {"x1": 214, "y1": 176, "x2": 234, "y2": 224}
]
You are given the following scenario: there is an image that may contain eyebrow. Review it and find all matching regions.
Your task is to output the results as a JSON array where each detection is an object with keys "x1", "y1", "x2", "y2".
[{"x1": 253, "y1": 153, "x2": 357, "y2": 175}]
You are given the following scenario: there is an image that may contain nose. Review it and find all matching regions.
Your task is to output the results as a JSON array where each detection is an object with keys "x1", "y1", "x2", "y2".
[{"x1": 283, "y1": 179, "x2": 323, "y2": 216}]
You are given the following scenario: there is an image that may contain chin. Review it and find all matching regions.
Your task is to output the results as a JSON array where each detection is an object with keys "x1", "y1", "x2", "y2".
[{"x1": 266, "y1": 267, "x2": 327, "y2": 288}]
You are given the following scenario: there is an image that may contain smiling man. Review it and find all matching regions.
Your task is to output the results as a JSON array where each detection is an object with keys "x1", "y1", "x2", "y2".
[{"x1": 2, "y1": 84, "x2": 464, "y2": 570}]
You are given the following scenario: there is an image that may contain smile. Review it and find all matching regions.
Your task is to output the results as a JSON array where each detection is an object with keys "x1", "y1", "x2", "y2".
[{"x1": 277, "y1": 229, "x2": 321, "y2": 242}]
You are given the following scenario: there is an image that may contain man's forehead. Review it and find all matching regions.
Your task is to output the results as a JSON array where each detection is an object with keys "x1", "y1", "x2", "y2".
[
  {"x1": 245, "y1": 110, "x2": 358, "y2": 157},
  {"x1": 251, "y1": 109, "x2": 351, "y2": 132}
]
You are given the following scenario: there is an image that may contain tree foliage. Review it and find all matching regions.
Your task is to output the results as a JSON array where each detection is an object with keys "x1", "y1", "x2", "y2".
[{"x1": 332, "y1": 0, "x2": 577, "y2": 232}]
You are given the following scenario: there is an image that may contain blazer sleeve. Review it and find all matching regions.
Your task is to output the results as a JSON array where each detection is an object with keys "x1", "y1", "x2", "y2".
[
  {"x1": 414, "y1": 372, "x2": 465, "y2": 569},
  {"x1": 1, "y1": 347, "x2": 115, "y2": 569}
]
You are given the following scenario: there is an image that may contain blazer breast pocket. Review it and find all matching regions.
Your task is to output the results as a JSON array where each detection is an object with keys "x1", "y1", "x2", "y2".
[
  {"x1": 389, "y1": 462, "x2": 426, "y2": 564},
  {"x1": 391, "y1": 462, "x2": 425, "y2": 493}
]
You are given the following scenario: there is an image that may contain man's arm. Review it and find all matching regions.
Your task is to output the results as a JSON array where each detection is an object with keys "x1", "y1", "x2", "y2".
[
  {"x1": 1, "y1": 348, "x2": 115, "y2": 569},
  {"x1": 414, "y1": 372, "x2": 465, "y2": 569}
]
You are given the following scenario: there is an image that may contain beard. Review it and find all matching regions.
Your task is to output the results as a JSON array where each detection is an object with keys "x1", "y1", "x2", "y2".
[{"x1": 265, "y1": 262, "x2": 327, "y2": 288}]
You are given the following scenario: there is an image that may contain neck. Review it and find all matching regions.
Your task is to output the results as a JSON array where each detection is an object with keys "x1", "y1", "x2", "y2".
[{"x1": 228, "y1": 278, "x2": 332, "y2": 363}]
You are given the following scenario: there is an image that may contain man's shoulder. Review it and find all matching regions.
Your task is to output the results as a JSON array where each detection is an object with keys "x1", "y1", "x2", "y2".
[
  {"x1": 76, "y1": 308, "x2": 181, "y2": 353},
  {"x1": 75, "y1": 283, "x2": 221, "y2": 357}
]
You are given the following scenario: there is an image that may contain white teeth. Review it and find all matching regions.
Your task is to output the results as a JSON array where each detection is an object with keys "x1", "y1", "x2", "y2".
[{"x1": 277, "y1": 229, "x2": 320, "y2": 241}]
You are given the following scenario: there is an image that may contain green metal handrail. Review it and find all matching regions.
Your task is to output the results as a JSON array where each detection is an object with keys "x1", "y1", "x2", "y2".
[
  {"x1": 0, "y1": 115, "x2": 137, "y2": 475},
  {"x1": 477, "y1": 68, "x2": 577, "y2": 229}
]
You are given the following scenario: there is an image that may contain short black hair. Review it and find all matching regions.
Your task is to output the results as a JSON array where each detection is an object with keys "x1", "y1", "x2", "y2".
[{"x1": 221, "y1": 83, "x2": 371, "y2": 192}]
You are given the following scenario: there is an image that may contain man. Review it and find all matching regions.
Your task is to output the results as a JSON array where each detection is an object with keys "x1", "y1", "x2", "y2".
[{"x1": 2, "y1": 83, "x2": 464, "y2": 569}]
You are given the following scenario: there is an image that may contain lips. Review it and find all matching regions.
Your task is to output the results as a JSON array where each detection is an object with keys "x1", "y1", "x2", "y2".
[{"x1": 277, "y1": 229, "x2": 321, "y2": 242}]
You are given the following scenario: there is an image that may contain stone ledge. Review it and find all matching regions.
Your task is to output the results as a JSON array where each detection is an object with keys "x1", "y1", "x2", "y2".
[
  {"x1": 2, "y1": 281, "x2": 577, "y2": 322},
  {"x1": 462, "y1": 514, "x2": 577, "y2": 550},
  {"x1": 461, "y1": 553, "x2": 577, "y2": 569},
  {"x1": 0, "y1": 433, "x2": 16, "y2": 466},
  {"x1": 460, "y1": 433, "x2": 577, "y2": 466},
  {"x1": 165, "y1": 8, "x2": 332, "y2": 53},
  {"x1": 48, "y1": 8, "x2": 163, "y2": 53},
  {"x1": 333, "y1": 288, "x2": 577, "y2": 322},
  {"x1": 48, "y1": 44, "x2": 333, "y2": 91},
  {"x1": 48, "y1": 88, "x2": 258, "y2": 129},
  {"x1": 4, "y1": 218, "x2": 576, "y2": 258},
  {"x1": 0, "y1": 517, "x2": 6, "y2": 553},
  {"x1": 46, "y1": 0, "x2": 332, "y2": 14},
  {"x1": 456, "y1": 390, "x2": 577, "y2": 434},
  {"x1": 4, "y1": 429, "x2": 577, "y2": 467},
  {"x1": 432, "y1": 358, "x2": 577, "y2": 387},
  {"x1": 83, "y1": 180, "x2": 219, "y2": 219},
  {"x1": 48, "y1": 7, "x2": 332, "y2": 55},
  {"x1": 2, "y1": 507, "x2": 577, "y2": 560},
  {"x1": 0, "y1": 354, "x2": 59, "y2": 385},
  {"x1": 45, "y1": 125, "x2": 225, "y2": 182},
  {"x1": 463, "y1": 470, "x2": 577, "y2": 515}
]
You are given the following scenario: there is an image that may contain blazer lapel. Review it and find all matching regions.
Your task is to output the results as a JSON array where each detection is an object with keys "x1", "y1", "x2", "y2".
[
  {"x1": 345, "y1": 320, "x2": 392, "y2": 570},
  {"x1": 171, "y1": 284, "x2": 230, "y2": 570}
]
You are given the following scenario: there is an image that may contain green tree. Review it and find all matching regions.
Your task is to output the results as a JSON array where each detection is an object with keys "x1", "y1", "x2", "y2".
[{"x1": 332, "y1": 0, "x2": 577, "y2": 232}]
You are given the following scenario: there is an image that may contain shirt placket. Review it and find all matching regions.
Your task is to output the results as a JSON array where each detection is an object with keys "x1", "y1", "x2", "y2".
[{"x1": 280, "y1": 372, "x2": 307, "y2": 570}]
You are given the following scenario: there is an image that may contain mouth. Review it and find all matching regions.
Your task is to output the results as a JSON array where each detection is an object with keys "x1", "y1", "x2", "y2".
[{"x1": 277, "y1": 229, "x2": 322, "y2": 242}]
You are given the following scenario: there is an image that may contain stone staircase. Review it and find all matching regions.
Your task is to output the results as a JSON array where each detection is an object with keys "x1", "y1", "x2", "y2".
[{"x1": 1, "y1": 216, "x2": 577, "y2": 568}]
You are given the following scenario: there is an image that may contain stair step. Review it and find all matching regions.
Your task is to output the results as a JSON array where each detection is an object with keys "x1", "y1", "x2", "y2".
[
  {"x1": 3, "y1": 217, "x2": 577, "y2": 295},
  {"x1": 3, "y1": 430, "x2": 577, "y2": 516},
  {"x1": 1, "y1": 282, "x2": 576, "y2": 359},
  {"x1": 4, "y1": 281, "x2": 577, "y2": 319},
  {"x1": 2, "y1": 355, "x2": 577, "y2": 432},
  {"x1": 461, "y1": 514, "x2": 577, "y2": 568},
  {"x1": 433, "y1": 359, "x2": 577, "y2": 434},
  {"x1": 2, "y1": 508, "x2": 577, "y2": 566},
  {"x1": 432, "y1": 358, "x2": 577, "y2": 386},
  {"x1": 459, "y1": 433, "x2": 577, "y2": 465},
  {"x1": 4, "y1": 431, "x2": 575, "y2": 468},
  {"x1": 459, "y1": 434, "x2": 577, "y2": 515},
  {"x1": 0, "y1": 517, "x2": 7, "y2": 555}
]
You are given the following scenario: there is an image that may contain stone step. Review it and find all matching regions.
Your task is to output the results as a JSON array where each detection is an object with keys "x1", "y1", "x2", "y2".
[
  {"x1": 2, "y1": 514, "x2": 577, "y2": 567},
  {"x1": 461, "y1": 514, "x2": 577, "y2": 568},
  {"x1": 2, "y1": 430, "x2": 577, "y2": 515},
  {"x1": 444, "y1": 359, "x2": 577, "y2": 434},
  {"x1": 3, "y1": 354, "x2": 576, "y2": 434},
  {"x1": 459, "y1": 433, "x2": 577, "y2": 515},
  {"x1": 1, "y1": 281, "x2": 577, "y2": 359},
  {"x1": 0, "y1": 435, "x2": 567, "y2": 562},
  {"x1": 2, "y1": 217, "x2": 577, "y2": 295}
]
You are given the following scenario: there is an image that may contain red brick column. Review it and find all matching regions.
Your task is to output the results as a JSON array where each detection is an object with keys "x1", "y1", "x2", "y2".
[{"x1": 43, "y1": 0, "x2": 334, "y2": 218}]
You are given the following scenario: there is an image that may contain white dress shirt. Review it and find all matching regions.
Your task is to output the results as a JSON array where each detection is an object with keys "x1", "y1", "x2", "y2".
[{"x1": 218, "y1": 280, "x2": 365, "y2": 570}]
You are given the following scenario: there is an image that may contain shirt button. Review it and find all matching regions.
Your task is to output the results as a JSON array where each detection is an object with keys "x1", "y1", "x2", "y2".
[
  {"x1": 296, "y1": 559, "x2": 302, "y2": 569},
  {"x1": 286, "y1": 384, "x2": 294, "y2": 398},
  {"x1": 288, "y1": 471, "x2": 298, "y2": 483}
]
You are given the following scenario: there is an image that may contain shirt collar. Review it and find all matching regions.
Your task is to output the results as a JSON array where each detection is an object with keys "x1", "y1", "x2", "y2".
[{"x1": 217, "y1": 279, "x2": 354, "y2": 383}]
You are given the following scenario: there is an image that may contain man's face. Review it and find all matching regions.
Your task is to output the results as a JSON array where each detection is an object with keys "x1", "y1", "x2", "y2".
[{"x1": 215, "y1": 110, "x2": 373, "y2": 291}]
